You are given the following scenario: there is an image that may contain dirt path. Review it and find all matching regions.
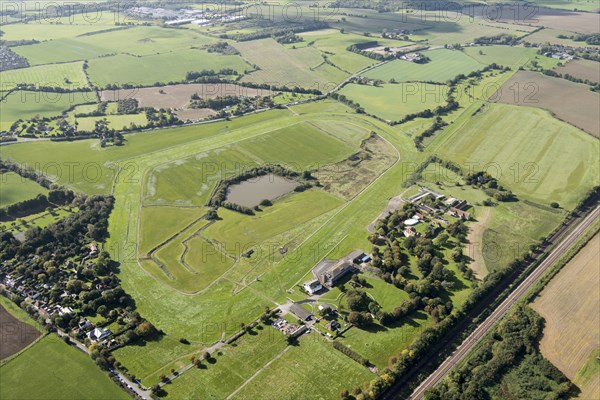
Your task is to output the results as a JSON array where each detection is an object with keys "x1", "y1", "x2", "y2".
[{"x1": 466, "y1": 207, "x2": 491, "y2": 280}]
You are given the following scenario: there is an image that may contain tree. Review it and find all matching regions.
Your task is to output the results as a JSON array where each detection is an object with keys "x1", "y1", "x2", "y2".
[
  {"x1": 550, "y1": 202, "x2": 559, "y2": 208},
  {"x1": 348, "y1": 311, "x2": 372, "y2": 328},
  {"x1": 135, "y1": 321, "x2": 158, "y2": 338}
]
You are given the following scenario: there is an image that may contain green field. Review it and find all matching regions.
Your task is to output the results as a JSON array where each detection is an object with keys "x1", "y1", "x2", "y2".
[
  {"x1": 365, "y1": 49, "x2": 484, "y2": 83},
  {"x1": 235, "y1": 38, "x2": 348, "y2": 88},
  {"x1": 87, "y1": 50, "x2": 249, "y2": 88},
  {"x1": 0, "y1": 61, "x2": 89, "y2": 89},
  {"x1": 112, "y1": 336, "x2": 206, "y2": 386},
  {"x1": 1, "y1": 110, "x2": 296, "y2": 194},
  {"x1": 0, "y1": 172, "x2": 49, "y2": 207},
  {"x1": 339, "y1": 83, "x2": 448, "y2": 121},
  {"x1": 159, "y1": 326, "x2": 288, "y2": 397},
  {"x1": 434, "y1": 103, "x2": 599, "y2": 209},
  {"x1": 77, "y1": 25, "x2": 217, "y2": 57},
  {"x1": 462, "y1": 45, "x2": 538, "y2": 67},
  {"x1": 297, "y1": 29, "x2": 409, "y2": 73},
  {"x1": 72, "y1": 113, "x2": 149, "y2": 132},
  {"x1": 12, "y1": 38, "x2": 115, "y2": 66},
  {"x1": 0, "y1": 335, "x2": 128, "y2": 400},
  {"x1": 203, "y1": 190, "x2": 343, "y2": 254},
  {"x1": 229, "y1": 334, "x2": 373, "y2": 399},
  {"x1": 139, "y1": 206, "x2": 205, "y2": 254},
  {"x1": 0, "y1": 90, "x2": 97, "y2": 131},
  {"x1": 144, "y1": 121, "x2": 359, "y2": 206}
]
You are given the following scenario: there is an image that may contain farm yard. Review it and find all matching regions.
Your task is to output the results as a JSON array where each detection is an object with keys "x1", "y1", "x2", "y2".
[
  {"x1": 532, "y1": 235, "x2": 600, "y2": 400},
  {"x1": 494, "y1": 70, "x2": 600, "y2": 137}
]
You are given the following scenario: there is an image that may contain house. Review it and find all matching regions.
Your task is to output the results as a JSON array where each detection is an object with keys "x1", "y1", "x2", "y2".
[
  {"x1": 58, "y1": 306, "x2": 74, "y2": 317},
  {"x1": 89, "y1": 243, "x2": 98, "y2": 255},
  {"x1": 289, "y1": 303, "x2": 313, "y2": 321},
  {"x1": 303, "y1": 279, "x2": 323, "y2": 295},
  {"x1": 404, "y1": 227, "x2": 420, "y2": 237},
  {"x1": 78, "y1": 319, "x2": 93, "y2": 331},
  {"x1": 326, "y1": 320, "x2": 341, "y2": 331},
  {"x1": 87, "y1": 327, "x2": 112, "y2": 342},
  {"x1": 449, "y1": 208, "x2": 471, "y2": 220}
]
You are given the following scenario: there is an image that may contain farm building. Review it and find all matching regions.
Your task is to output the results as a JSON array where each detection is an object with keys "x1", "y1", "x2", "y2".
[
  {"x1": 309, "y1": 250, "x2": 366, "y2": 289},
  {"x1": 303, "y1": 279, "x2": 323, "y2": 295},
  {"x1": 449, "y1": 208, "x2": 471, "y2": 220},
  {"x1": 289, "y1": 303, "x2": 313, "y2": 321}
]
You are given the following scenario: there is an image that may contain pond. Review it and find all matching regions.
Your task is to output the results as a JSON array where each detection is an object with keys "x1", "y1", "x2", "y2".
[{"x1": 225, "y1": 174, "x2": 298, "y2": 208}]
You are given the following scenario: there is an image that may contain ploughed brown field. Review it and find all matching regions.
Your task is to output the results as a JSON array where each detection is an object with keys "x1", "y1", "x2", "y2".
[
  {"x1": 532, "y1": 235, "x2": 600, "y2": 399},
  {"x1": 0, "y1": 305, "x2": 41, "y2": 360},
  {"x1": 554, "y1": 59, "x2": 600, "y2": 84},
  {"x1": 494, "y1": 70, "x2": 600, "y2": 137}
]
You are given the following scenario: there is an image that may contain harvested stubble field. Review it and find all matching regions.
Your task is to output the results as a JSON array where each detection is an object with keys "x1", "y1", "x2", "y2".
[
  {"x1": 494, "y1": 70, "x2": 600, "y2": 137},
  {"x1": 532, "y1": 235, "x2": 600, "y2": 399},
  {"x1": 554, "y1": 59, "x2": 600, "y2": 83}
]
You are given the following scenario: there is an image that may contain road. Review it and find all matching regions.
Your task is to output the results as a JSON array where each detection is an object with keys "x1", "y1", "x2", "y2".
[{"x1": 410, "y1": 205, "x2": 600, "y2": 399}]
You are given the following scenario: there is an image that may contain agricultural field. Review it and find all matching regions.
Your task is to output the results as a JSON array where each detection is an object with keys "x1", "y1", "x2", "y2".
[
  {"x1": 73, "y1": 113, "x2": 149, "y2": 132},
  {"x1": 532, "y1": 235, "x2": 600, "y2": 399},
  {"x1": 228, "y1": 334, "x2": 373, "y2": 400},
  {"x1": 339, "y1": 82, "x2": 448, "y2": 121},
  {"x1": 11, "y1": 38, "x2": 116, "y2": 66},
  {"x1": 0, "y1": 61, "x2": 89, "y2": 89},
  {"x1": 527, "y1": 8, "x2": 600, "y2": 34},
  {"x1": 0, "y1": 299, "x2": 42, "y2": 360},
  {"x1": 554, "y1": 59, "x2": 600, "y2": 83},
  {"x1": 0, "y1": 171, "x2": 48, "y2": 207},
  {"x1": 1, "y1": 5, "x2": 599, "y2": 400},
  {"x1": 495, "y1": 70, "x2": 600, "y2": 137},
  {"x1": 365, "y1": 49, "x2": 484, "y2": 83},
  {"x1": 434, "y1": 102, "x2": 599, "y2": 209},
  {"x1": 0, "y1": 90, "x2": 97, "y2": 131},
  {"x1": 297, "y1": 29, "x2": 408, "y2": 73},
  {"x1": 158, "y1": 326, "x2": 289, "y2": 397},
  {"x1": 462, "y1": 45, "x2": 539, "y2": 67},
  {"x1": 100, "y1": 83, "x2": 271, "y2": 109},
  {"x1": 87, "y1": 50, "x2": 249, "y2": 88},
  {"x1": 524, "y1": 27, "x2": 600, "y2": 47},
  {"x1": 234, "y1": 38, "x2": 347, "y2": 88},
  {"x1": 0, "y1": 335, "x2": 129, "y2": 399}
]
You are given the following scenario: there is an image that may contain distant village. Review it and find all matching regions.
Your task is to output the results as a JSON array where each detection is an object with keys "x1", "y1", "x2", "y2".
[{"x1": 128, "y1": 6, "x2": 246, "y2": 27}]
